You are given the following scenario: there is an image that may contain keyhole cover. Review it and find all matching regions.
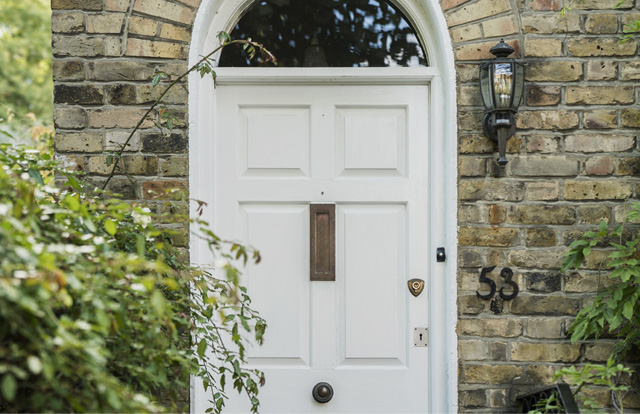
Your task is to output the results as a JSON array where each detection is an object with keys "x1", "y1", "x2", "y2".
[
  {"x1": 407, "y1": 278, "x2": 424, "y2": 297},
  {"x1": 312, "y1": 382, "x2": 333, "y2": 403}
]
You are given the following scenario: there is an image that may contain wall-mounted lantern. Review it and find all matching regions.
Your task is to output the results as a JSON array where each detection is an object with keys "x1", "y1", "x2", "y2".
[{"x1": 479, "y1": 40, "x2": 525, "y2": 167}]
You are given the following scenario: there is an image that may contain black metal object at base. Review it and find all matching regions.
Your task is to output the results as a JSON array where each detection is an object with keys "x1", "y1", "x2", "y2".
[
  {"x1": 516, "y1": 384, "x2": 580, "y2": 413},
  {"x1": 483, "y1": 112, "x2": 516, "y2": 167},
  {"x1": 312, "y1": 382, "x2": 333, "y2": 404}
]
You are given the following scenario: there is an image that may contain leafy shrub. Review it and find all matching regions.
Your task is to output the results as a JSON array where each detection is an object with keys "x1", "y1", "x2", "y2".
[{"x1": 0, "y1": 141, "x2": 265, "y2": 412}]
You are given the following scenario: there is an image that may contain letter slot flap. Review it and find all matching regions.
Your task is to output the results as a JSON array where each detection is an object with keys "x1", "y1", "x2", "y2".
[{"x1": 310, "y1": 204, "x2": 335, "y2": 281}]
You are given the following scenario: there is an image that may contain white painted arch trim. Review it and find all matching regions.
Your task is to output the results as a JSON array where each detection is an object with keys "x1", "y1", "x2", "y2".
[{"x1": 189, "y1": 1, "x2": 458, "y2": 412}]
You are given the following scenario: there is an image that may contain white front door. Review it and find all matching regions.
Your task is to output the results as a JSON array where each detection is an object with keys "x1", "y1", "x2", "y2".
[{"x1": 201, "y1": 73, "x2": 431, "y2": 413}]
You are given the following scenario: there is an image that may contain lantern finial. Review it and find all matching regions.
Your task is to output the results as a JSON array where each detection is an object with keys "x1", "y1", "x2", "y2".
[{"x1": 489, "y1": 40, "x2": 515, "y2": 59}]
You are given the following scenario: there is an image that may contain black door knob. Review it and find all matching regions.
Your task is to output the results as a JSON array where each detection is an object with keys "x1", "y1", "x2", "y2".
[{"x1": 312, "y1": 382, "x2": 333, "y2": 403}]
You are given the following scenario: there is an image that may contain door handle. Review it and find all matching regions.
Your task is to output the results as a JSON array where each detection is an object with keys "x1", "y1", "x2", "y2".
[{"x1": 312, "y1": 382, "x2": 334, "y2": 403}]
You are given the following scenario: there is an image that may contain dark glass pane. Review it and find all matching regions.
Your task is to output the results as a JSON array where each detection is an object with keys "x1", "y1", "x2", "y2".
[{"x1": 219, "y1": 0, "x2": 428, "y2": 67}]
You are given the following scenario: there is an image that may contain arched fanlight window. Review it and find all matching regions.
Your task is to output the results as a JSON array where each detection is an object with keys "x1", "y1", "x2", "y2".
[{"x1": 219, "y1": 0, "x2": 428, "y2": 67}]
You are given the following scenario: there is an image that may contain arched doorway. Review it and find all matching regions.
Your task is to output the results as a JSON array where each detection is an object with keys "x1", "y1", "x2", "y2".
[{"x1": 189, "y1": 1, "x2": 458, "y2": 412}]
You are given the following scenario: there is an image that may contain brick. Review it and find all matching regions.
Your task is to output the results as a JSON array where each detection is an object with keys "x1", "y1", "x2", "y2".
[
  {"x1": 87, "y1": 155, "x2": 124, "y2": 175},
  {"x1": 524, "y1": 365, "x2": 563, "y2": 385},
  {"x1": 129, "y1": 15, "x2": 158, "y2": 37},
  {"x1": 511, "y1": 343, "x2": 580, "y2": 362},
  {"x1": 123, "y1": 155, "x2": 159, "y2": 175},
  {"x1": 524, "y1": 38, "x2": 562, "y2": 57},
  {"x1": 52, "y1": 0, "x2": 103, "y2": 10},
  {"x1": 526, "y1": 318, "x2": 564, "y2": 338},
  {"x1": 518, "y1": 110, "x2": 579, "y2": 130},
  {"x1": 526, "y1": 182, "x2": 559, "y2": 201},
  {"x1": 508, "y1": 250, "x2": 563, "y2": 269},
  {"x1": 525, "y1": 229, "x2": 557, "y2": 247},
  {"x1": 460, "y1": 295, "x2": 486, "y2": 314},
  {"x1": 564, "y1": 180, "x2": 633, "y2": 200},
  {"x1": 442, "y1": 0, "x2": 472, "y2": 9},
  {"x1": 488, "y1": 204, "x2": 506, "y2": 225},
  {"x1": 585, "y1": 156, "x2": 614, "y2": 175},
  {"x1": 565, "y1": 271, "x2": 603, "y2": 292},
  {"x1": 614, "y1": 203, "x2": 640, "y2": 224},
  {"x1": 87, "y1": 13, "x2": 125, "y2": 34},
  {"x1": 573, "y1": 0, "x2": 633, "y2": 9},
  {"x1": 526, "y1": 135, "x2": 558, "y2": 153},
  {"x1": 508, "y1": 205, "x2": 575, "y2": 225},
  {"x1": 567, "y1": 86, "x2": 634, "y2": 105},
  {"x1": 141, "y1": 133, "x2": 188, "y2": 152},
  {"x1": 104, "y1": 177, "x2": 137, "y2": 199},
  {"x1": 491, "y1": 342, "x2": 507, "y2": 361},
  {"x1": 132, "y1": 0, "x2": 196, "y2": 25},
  {"x1": 106, "y1": 131, "x2": 141, "y2": 151},
  {"x1": 456, "y1": 64, "x2": 479, "y2": 83},
  {"x1": 529, "y1": 0, "x2": 560, "y2": 10},
  {"x1": 106, "y1": 0, "x2": 130, "y2": 11},
  {"x1": 525, "y1": 61, "x2": 582, "y2": 81},
  {"x1": 577, "y1": 205, "x2": 611, "y2": 225},
  {"x1": 142, "y1": 180, "x2": 188, "y2": 199},
  {"x1": 489, "y1": 389, "x2": 507, "y2": 408},
  {"x1": 462, "y1": 365, "x2": 522, "y2": 384},
  {"x1": 176, "y1": 0, "x2": 202, "y2": 7},
  {"x1": 459, "y1": 340, "x2": 489, "y2": 360},
  {"x1": 159, "y1": 22, "x2": 191, "y2": 42},
  {"x1": 583, "y1": 249, "x2": 615, "y2": 270},
  {"x1": 622, "y1": 61, "x2": 640, "y2": 80},
  {"x1": 459, "y1": 227, "x2": 520, "y2": 247},
  {"x1": 526, "y1": 272, "x2": 561, "y2": 292},
  {"x1": 510, "y1": 296, "x2": 580, "y2": 315},
  {"x1": 584, "y1": 110, "x2": 617, "y2": 129},
  {"x1": 568, "y1": 38, "x2": 637, "y2": 57},
  {"x1": 460, "y1": 135, "x2": 494, "y2": 154},
  {"x1": 565, "y1": 135, "x2": 634, "y2": 152},
  {"x1": 55, "y1": 132, "x2": 103, "y2": 153},
  {"x1": 482, "y1": 15, "x2": 518, "y2": 37},
  {"x1": 88, "y1": 60, "x2": 156, "y2": 81},
  {"x1": 458, "y1": 110, "x2": 484, "y2": 130},
  {"x1": 54, "y1": 107, "x2": 87, "y2": 129},
  {"x1": 53, "y1": 60, "x2": 85, "y2": 81},
  {"x1": 459, "y1": 157, "x2": 486, "y2": 177},
  {"x1": 455, "y1": 40, "x2": 520, "y2": 61},
  {"x1": 585, "y1": 343, "x2": 616, "y2": 362},
  {"x1": 459, "y1": 249, "x2": 484, "y2": 267},
  {"x1": 159, "y1": 156, "x2": 188, "y2": 177},
  {"x1": 88, "y1": 108, "x2": 156, "y2": 129},
  {"x1": 585, "y1": 13, "x2": 618, "y2": 33},
  {"x1": 460, "y1": 204, "x2": 486, "y2": 224},
  {"x1": 459, "y1": 390, "x2": 487, "y2": 408},
  {"x1": 125, "y1": 38, "x2": 187, "y2": 59},
  {"x1": 137, "y1": 84, "x2": 188, "y2": 105},
  {"x1": 587, "y1": 60, "x2": 618, "y2": 80},
  {"x1": 522, "y1": 14, "x2": 580, "y2": 34},
  {"x1": 105, "y1": 84, "x2": 138, "y2": 105},
  {"x1": 458, "y1": 85, "x2": 482, "y2": 106},
  {"x1": 460, "y1": 181, "x2": 525, "y2": 201},
  {"x1": 52, "y1": 12, "x2": 84, "y2": 33},
  {"x1": 458, "y1": 319, "x2": 523, "y2": 337},
  {"x1": 54, "y1": 84, "x2": 104, "y2": 105},
  {"x1": 617, "y1": 157, "x2": 640, "y2": 176},
  {"x1": 451, "y1": 25, "x2": 482, "y2": 42},
  {"x1": 510, "y1": 156, "x2": 579, "y2": 177},
  {"x1": 55, "y1": 154, "x2": 86, "y2": 172},
  {"x1": 53, "y1": 35, "x2": 104, "y2": 57},
  {"x1": 526, "y1": 86, "x2": 560, "y2": 106},
  {"x1": 621, "y1": 108, "x2": 640, "y2": 128}
]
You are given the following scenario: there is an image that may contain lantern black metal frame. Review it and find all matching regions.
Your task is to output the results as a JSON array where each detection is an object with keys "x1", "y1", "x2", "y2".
[{"x1": 479, "y1": 40, "x2": 525, "y2": 167}]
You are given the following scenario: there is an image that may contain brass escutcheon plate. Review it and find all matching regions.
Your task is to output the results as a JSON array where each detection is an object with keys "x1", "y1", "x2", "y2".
[{"x1": 407, "y1": 278, "x2": 424, "y2": 297}]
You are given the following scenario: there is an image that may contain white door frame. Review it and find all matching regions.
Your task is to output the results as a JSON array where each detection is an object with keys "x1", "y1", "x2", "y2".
[{"x1": 188, "y1": 1, "x2": 459, "y2": 412}]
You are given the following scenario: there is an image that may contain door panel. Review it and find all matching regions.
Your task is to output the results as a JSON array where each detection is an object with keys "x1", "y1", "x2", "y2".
[{"x1": 205, "y1": 83, "x2": 429, "y2": 413}]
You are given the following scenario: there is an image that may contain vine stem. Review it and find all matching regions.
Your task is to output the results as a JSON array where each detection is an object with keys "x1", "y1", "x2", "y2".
[{"x1": 101, "y1": 38, "x2": 274, "y2": 191}]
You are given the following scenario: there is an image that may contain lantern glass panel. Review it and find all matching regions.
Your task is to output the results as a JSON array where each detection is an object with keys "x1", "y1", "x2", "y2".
[
  {"x1": 492, "y1": 63, "x2": 513, "y2": 110},
  {"x1": 479, "y1": 64, "x2": 494, "y2": 111},
  {"x1": 511, "y1": 62, "x2": 525, "y2": 111}
]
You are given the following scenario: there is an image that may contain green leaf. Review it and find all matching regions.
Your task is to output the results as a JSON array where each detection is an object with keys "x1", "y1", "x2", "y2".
[
  {"x1": 28, "y1": 168, "x2": 44, "y2": 185},
  {"x1": 623, "y1": 301, "x2": 634, "y2": 320},
  {"x1": 197, "y1": 339, "x2": 207, "y2": 358},
  {"x1": 1, "y1": 374, "x2": 16, "y2": 401},
  {"x1": 27, "y1": 356, "x2": 42, "y2": 375},
  {"x1": 104, "y1": 219, "x2": 117, "y2": 236},
  {"x1": 151, "y1": 290, "x2": 166, "y2": 317}
]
